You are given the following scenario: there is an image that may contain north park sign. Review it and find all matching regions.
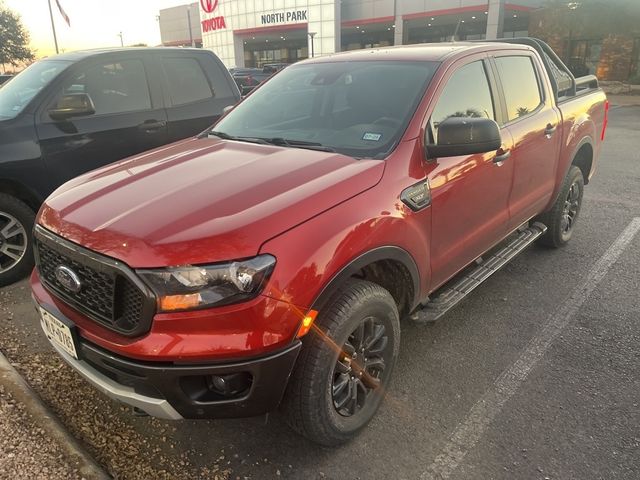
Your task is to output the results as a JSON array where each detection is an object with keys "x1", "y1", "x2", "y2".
[{"x1": 260, "y1": 10, "x2": 308, "y2": 25}]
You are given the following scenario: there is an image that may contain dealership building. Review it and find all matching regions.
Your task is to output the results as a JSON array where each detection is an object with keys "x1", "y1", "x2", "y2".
[{"x1": 160, "y1": 1, "x2": 543, "y2": 68}]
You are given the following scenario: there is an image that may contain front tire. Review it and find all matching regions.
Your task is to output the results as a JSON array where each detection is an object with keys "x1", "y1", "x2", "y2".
[
  {"x1": 0, "y1": 194, "x2": 35, "y2": 287},
  {"x1": 535, "y1": 166, "x2": 584, "y2": 248},
  {"x1": 283, "y1": 280, "x2": 400, "y2": 446}
]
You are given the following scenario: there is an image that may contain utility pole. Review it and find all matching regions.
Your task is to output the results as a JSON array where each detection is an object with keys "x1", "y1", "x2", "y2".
[
  {"x1": 187, "y1": 5, "x2": 194, "y2": 47},
  {"x1": 118, "y1": 31, "x2": 124, "y2": 47},
  {"x1": 47, "y1": 0, "x2": 60, "y2": 54}
]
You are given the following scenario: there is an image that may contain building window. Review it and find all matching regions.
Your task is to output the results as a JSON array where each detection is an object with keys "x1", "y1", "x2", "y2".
[{"x1": 566, "y1": 39, "x2": 602, "y2": 77}]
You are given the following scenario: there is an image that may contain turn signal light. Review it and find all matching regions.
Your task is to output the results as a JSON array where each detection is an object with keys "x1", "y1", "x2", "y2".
[
  {"x1": 159, "y1": 294, "x2": 201, "y2": 311},
  {"x1": 296, "y1": 310, "x2": 318, "y2": 338}
]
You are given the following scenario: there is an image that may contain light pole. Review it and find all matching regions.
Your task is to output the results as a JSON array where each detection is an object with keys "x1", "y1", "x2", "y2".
[
  {"x1": 118, "y1": 31, "x2": 124, "y2": 47},
  {"x1": 308, "y1": 31, "x2": 317, "y2": 58},
  {"x1": 187, "y1": 5, "x2": 195, "y2": 47}
]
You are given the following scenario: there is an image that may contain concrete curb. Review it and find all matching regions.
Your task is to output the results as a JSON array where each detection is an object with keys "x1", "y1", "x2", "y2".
[{"x1": 0, "y1": 349, "x2": 110, "y2": 480}]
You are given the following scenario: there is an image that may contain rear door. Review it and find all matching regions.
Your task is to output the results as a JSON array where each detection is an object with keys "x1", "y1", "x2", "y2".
[
  {"x1": 490, "y1": 53, "x2": 562, "y2": 229},
  {"x1": 158, "y1": 53, "x2": 240, "y2": 142},
  {"x1": 37, "y1": 54, "x2": 168, "y2": 186},
  {"x1": 427, "y1": 57, "x2": 515, "y2": 289}
]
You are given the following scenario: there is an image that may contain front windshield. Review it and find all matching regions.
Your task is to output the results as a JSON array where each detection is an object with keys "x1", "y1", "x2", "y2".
[
  {"x1": 0, "y1": 60, "x2": 70, "y2": 120},
  {"x1": 214, "y1": 60, "x2": 438, "y2": 158}
]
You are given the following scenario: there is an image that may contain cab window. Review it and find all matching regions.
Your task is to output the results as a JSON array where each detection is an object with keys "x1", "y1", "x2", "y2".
[{"x1": 495, "y1": 56, "x2": 543, "y2": 121}]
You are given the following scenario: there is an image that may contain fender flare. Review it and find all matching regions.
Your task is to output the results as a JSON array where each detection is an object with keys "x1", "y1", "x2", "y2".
[
  {"x1": 547, "y1": 135, "x2": 594, "y2": 211},
  {"x1": 566, "y1": 135, "x2": 594, "y2": 180},
  {"x1": 310, "y1": 246, "x2": 422, "y2": 313}
]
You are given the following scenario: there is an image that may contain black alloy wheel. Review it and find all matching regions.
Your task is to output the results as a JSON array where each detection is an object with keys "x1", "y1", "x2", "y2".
[{"x1": 332, "y1": 316, "x2": 389, "y2": 417}]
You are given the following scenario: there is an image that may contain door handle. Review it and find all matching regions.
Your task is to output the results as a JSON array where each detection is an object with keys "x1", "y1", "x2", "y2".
[
  {"x1": 544, "y1": 123, "x2": 557, "y2": 137},
  {"x1": 138, "y1": 120, "x2": 166, "y2": 132},
  {"x1": 493, "y1": 147, "x2": 511, "y2": 164}
]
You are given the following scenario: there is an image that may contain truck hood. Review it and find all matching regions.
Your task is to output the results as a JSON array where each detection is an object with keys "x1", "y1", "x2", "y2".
[{"x1": 39, "y1": 137, "x2": 385, "y2": 267}]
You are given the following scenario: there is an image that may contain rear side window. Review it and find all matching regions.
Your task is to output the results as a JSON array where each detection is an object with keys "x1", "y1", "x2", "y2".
[
  {"x1": 431, "y1": 61, "x2": 495, "y2": 142},
  {"x1": 162, "y1": 57, "x2": 213, "y2": 106},
  {"x1": 59, "y1": 59, "x2": 151, "y2": 115},
  {"x1": 495, "y1": 56, "x2": 542, "y2": 121}
]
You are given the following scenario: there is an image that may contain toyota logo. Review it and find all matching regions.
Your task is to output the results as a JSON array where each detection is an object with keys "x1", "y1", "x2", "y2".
[
  {"x1": 54, "y1": 265, "x2": 82, "y2": 293},
  {"x1": 200, "y1": 0, "x2": 219, "y2": 13}
]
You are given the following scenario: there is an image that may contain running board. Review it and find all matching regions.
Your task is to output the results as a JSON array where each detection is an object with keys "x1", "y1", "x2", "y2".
[{"x1": 411, "y1": 222, "x2": 547, "y2": 324}]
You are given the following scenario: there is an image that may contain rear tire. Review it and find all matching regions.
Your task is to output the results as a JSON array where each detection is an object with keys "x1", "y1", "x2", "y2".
[
  {"x1": 0, "y1": 194, "x2": 35, "y2": 287},
  {"x1": 282, "y1": 280, "x2": 400, "y2": 446},
  {"x1": 535, "y1": 166, "x2": 584, "y2": 248}
]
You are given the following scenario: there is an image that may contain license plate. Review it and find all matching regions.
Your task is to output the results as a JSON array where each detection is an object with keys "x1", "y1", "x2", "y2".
[{"x1": 40, "y1": 307, "x2": 78, "y2": 360}]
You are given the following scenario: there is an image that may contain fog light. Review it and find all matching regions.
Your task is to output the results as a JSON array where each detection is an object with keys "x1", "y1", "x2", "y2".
[{"x1": 206, "y1": 373, "x2": 252, "y2": 397}]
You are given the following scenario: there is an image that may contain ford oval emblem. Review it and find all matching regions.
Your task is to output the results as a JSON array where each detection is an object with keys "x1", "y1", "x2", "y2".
[{"x1": 54, "y1": 265, "x2": 82, "y2": 293}]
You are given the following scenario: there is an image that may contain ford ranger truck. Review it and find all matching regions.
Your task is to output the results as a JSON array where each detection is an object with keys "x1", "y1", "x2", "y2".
[{"x1": 31, "y1": 39, "x2": 608, "y2": 446}]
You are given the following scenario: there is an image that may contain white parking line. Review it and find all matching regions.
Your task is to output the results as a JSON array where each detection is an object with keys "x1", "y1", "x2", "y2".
[{"x1": 421, "y1": 217, "x2": 640, "y2": 480}]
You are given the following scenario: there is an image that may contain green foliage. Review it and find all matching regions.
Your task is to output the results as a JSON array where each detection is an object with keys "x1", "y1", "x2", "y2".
[{"x1": 0, "y1": 2, "x2": 35, "y2": 67}]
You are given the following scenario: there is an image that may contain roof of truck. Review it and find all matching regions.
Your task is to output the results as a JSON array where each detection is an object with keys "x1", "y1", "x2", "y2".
[{"x1": 302, "y1": 42, "x2": 533, "y2": 64}]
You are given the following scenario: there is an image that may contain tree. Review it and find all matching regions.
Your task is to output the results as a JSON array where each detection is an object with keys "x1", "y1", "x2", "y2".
[{"x1": 0, "y1": 2, "x2": 35, "y2": 69}]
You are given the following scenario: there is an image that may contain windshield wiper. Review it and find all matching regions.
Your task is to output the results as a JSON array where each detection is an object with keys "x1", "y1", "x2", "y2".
[
  {"x1": 259, "y1": 137, "x2": 335, "y2": 152},
  {"x1": 207, "y1": 130, "x2": 270, "y2": 145}
]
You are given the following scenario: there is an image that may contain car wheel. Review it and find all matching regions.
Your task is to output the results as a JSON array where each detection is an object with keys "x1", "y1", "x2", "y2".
[
  {"x1": 535, "y1": 165, "x2": 584, "y2": 248},
  {"x1": 0, "y1": 194, "x2": 35, "y2": 287},
  {"x1": 283, "y1": 280, "x2": 400, "y2": 446}
]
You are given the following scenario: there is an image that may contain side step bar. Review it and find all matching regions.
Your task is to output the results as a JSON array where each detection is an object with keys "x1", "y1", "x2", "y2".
[{"x1": 411, "y1": 222, "x2": 547, "y2": 324}]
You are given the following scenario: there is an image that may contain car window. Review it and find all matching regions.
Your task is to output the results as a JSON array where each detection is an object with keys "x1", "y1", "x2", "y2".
[
  {"x1": 0, "y1": 60, "x2": 69, "y2": 120},
  {"x1": 58, "y1": 59, "x2": 151, "y2": 116},
  {"x1": 495, "y1": 56, "x2": 542, "y2": 121},
  {"x1": 430, "y1": 61, "x2": 495, "y2": 143},
  {"x1": 162, "y1": 57, "x2": 213, "y2": 106}
]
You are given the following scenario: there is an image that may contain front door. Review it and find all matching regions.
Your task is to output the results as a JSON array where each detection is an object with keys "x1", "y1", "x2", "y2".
[
  {"x1": 427, "y1": 59, "x2": 514, "y2": 289},
  {"x1": 37, "y1": 55, "x2": 168, "y2": 188}
]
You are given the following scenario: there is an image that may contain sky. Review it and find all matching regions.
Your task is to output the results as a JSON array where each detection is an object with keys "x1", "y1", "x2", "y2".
[{"x1": 5, "y1": 0, "x2": 190, "y2": 58}]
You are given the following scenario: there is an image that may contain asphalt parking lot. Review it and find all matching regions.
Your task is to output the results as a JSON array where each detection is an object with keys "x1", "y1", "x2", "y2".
[{"x1": 1, "y1": 106, "x2": 639, "y2": 480}]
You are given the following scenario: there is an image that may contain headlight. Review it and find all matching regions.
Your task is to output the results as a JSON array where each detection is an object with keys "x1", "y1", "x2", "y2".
[{"x1": 138, "y1": 255, "x2": 276, "y2": 312}]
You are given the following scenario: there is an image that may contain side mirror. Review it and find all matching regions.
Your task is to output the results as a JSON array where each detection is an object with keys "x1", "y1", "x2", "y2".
[
  {"x1": 48, "y1": 93, "x2": 95, "y2": 120},
  {"x1": 426, "y1": 117, "x2": 501, "y2": 159}
]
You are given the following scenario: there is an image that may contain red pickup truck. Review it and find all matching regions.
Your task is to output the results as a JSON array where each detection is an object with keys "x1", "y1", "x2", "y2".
[{"x1": 31, "y1": 39, "x2": 607, "y2": 446}]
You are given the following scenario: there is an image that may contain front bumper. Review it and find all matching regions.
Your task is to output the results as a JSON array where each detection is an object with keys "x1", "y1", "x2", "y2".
[{"x1": 37, "y1": 301, "x2": 302, "y2": 420}]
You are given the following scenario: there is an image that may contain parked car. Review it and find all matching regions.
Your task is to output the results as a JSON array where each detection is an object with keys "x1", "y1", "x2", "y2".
[
  {"x1": 232, "y1": 63, "x2": 289, "y2": 95},
  {"x1": 0, "y1": 75, "x2": 13, "y2": 87},
  {"x1": 261, "y1": 63, "x2": 288, "y2": 73},
  {"x1": 32, "y1": 39, "x2": 607, "y2": 446},
  {"x1": 230, "y1": 67, "x2": 265, "y2": 94},
  {"x1": 0, "y1": 47, "x2": 240, "y2": 286}
]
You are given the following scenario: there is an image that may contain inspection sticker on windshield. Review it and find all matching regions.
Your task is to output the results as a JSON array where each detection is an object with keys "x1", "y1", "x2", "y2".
[{"x1": 362, "y1": 132, "x2": 382, "y2": 141}]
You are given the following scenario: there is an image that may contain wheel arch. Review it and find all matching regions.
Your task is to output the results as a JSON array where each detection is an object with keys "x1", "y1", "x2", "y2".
[
  {"x1": 571, "y1": 139, "x2": 594, "y2": 185},
  {"x1": 310, "y1": 246, "x2": 421, "y2": 318},
  {"x1": 0, "y1": 178, "x2": 42, "y2": 212}
]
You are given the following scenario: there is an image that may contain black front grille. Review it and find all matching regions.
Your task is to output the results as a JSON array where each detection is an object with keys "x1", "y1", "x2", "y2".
[{"x1": 34, "y1": 227, "x2": 155, "y2": 337}]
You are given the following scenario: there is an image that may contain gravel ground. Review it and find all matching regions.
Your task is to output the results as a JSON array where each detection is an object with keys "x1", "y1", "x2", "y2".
[
  {"x1": 0, "y1": 383, "x2": 83, "y2": 480},
  {"x1": 0, "y1": 288, "x2": 231, "y2": 480}
]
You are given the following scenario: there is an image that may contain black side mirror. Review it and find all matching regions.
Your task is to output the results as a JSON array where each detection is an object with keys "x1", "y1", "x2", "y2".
[
  {"x1": 48, "y1": 93, "x2": 96, "y2": 120},
  {"x1": 426, "y1": 116, "x2": 501, "y2": 159}
]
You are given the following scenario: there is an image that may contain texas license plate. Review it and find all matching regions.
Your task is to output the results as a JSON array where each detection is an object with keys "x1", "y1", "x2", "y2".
[{"x1": 39, "y1": 307, "x2": 78, "y2": 360}]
